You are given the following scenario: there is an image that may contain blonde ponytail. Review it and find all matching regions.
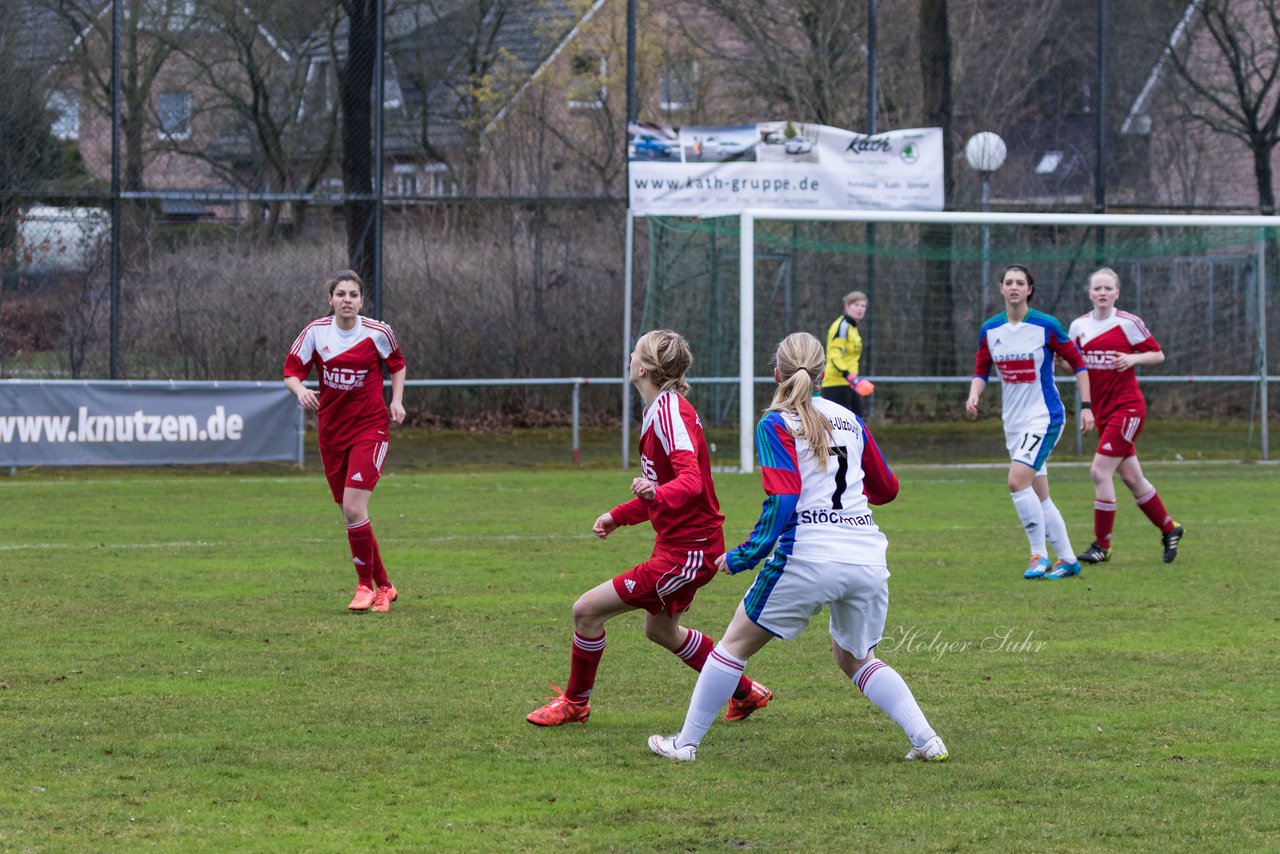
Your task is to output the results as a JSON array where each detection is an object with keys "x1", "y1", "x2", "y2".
[{"x1": 768, "y1": 332, "x2": 833, "y2": 465}]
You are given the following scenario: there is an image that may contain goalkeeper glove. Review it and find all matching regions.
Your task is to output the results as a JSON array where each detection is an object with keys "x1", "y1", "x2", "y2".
[{"x1": 849, "y1": 375, "x2": 875, "y2": 396}]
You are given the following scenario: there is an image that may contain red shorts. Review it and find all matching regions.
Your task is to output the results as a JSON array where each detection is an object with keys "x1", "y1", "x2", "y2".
[
  {"x1": 1095, "y1": 410, "x2": 1145, "y2": 458},
  {"x1": 320, "y1": 440, "x2": 389, "y2": 503},
  {"x1": 612, "y1": 539, "x2": 725, "y2": 617}
]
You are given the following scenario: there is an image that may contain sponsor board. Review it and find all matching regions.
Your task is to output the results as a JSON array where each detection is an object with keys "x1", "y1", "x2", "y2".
[
  {"x1": 0, "y1": 381, "x2": 299, "y2": 466},
  {"x1": 628, "y1": 122, "x2": 943, "y2": 215}
]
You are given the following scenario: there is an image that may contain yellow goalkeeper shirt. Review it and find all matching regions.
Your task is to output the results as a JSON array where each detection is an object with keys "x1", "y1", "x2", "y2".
[{"x1": 823, "y1": 314, "x2": 862, "y2": 388}]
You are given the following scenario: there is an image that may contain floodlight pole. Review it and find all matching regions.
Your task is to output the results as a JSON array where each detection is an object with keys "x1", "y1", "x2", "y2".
[
  {"x1": 1257, "y1": 231, "x2": 1269, "y2": 460},
  {"x1": 622, "y1": 209, "x2": 635, "y2": 469},
  {"x1": 621, "y1": 0, "x2": 637, "y2": 469},
  {"x1": 964, "y1": 132, "x2": 1007, "y2": 314},
  {"x1": 739, "y1": 213, "x2": 755, "y2": 473},
  {"x1": 109, "y1": 0, "x2": 122, "y2": 378},
  {"x1": 865, "y1": 0, "x2": 878, "y2": 374},
  {"x1": 980, "y1": 171, "x2": 992, "y2": 311},
  {"x1": 372, "y1": 0, "x2": 385, "y2": 320}
]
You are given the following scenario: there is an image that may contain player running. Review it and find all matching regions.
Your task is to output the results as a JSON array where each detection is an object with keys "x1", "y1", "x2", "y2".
[
  {"x1": 648, "y1": 332, "x2": 946, "y2": 763},
  {"x1": 965, "y1": 264, "x2": 1094, "y2": 580},
  {"x1": 284, "y1": 270, "x2": 406, "y2": 612},
  {"x1": 1068, "y1": 267, "x2": 1184, "y2": 564},
  {"x1": 527, "y1": 329, "x2": 772, "y2": 727}
]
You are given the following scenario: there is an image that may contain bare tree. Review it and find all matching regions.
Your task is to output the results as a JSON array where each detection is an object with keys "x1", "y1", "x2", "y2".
[
  {"x1": 47, "y1": 0, "x2": 191, "y2": 242},
  {"x1": 920, "y1": 0, "x2": 958, "y2": 373},
  {"x1": 673, "y1": 0, "x2": 869, "y2": 128},
  {"x1": 1163, "y1": 0, "x2": 1280, "y2": 213},
  {"x1": 163, "y1": 0, "x2": 344, "y2": 241},
  {"x1": 0, "y1": 15, "x2": 62, "y2": 274}
]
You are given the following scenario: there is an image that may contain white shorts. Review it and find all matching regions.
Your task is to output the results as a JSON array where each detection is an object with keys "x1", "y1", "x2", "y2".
[
  {"x1": 741, "y1": 556, "x2": 889, "y2": 659},
  {"x1": 1004, "y1": 422, "x2": 1063, "y2": 475}
]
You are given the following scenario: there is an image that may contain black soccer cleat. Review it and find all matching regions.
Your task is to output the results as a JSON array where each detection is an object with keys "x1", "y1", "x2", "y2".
[
  {"x1": 1077, "y1": 542, "x2": 1111, "y2": 564},
  {"x1": 1161, "y1": 524, "x2": 1184, "y2": 564}
]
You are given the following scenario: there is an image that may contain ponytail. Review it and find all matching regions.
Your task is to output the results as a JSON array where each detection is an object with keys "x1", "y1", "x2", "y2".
[{"x1": 768, "y1": 333, "x2": 833, "y2": 465}]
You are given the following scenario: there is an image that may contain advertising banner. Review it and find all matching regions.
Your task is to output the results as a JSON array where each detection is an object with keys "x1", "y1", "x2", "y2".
[
  {"x1": 0, "y1": 381, "x2": 299, "y2": 467},
  {"x1": 627, "y1": 122, "x2": 943, "y2": 216}
]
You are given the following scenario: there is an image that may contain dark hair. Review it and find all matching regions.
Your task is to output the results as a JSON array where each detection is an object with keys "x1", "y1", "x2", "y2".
[
  {"x1": 1001, "y1": 263, "x2": 1036, "y2": 303},
  {"x1": 326, "y1": 269, "x2": 364, "y2": 297}
]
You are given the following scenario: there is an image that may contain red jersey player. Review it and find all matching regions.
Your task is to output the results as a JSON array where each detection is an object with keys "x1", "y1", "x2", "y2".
[
  {"x1": 283, "y1": 270, "x2": 407, "y2": 611},
  {"x1": 527, "y1": 329, "x2": 772, "y2": 726},
  {"x1": 1068, "y1": 267, "x2": 1183, "y2": 564}
]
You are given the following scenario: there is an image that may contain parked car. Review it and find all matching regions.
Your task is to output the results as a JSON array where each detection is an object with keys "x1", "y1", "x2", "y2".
[
  {"x1": 631, "y1": 134, "x2": 673, "y2": 159},
  {"x1": 784, "y1": 136, "x2": 813, "y2": 154},
  {"x1": 715, "y1": 138, "x2": 748, "y2": 158}
]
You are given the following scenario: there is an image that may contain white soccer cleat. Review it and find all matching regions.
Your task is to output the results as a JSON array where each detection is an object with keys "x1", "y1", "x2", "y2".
[
  {"x1": 648, "y1": 734, "x2": 697, "y2": 762},
  {"x1": 904, "y1": 735, "x2": 949, "y2": 762}
]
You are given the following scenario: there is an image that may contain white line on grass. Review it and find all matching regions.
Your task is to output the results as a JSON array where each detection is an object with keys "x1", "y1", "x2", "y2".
[
  {"x1": 0, "y1": 540, "x2": 220, "y2": 552},
  {"x1": 299, "y1": 533, "x2": 598, "y2": 543}
]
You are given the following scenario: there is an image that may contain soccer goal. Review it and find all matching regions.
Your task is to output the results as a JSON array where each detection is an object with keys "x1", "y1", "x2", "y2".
[{"x1": 626, "y1": 209, "x2": 1280, "y2": 471}]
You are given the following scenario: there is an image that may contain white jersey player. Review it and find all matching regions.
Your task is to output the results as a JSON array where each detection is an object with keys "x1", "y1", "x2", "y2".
[
  {"x1": 966, "y1": 264, "x2": 1094, "y2": 581},
  {"x1": 648, "y1": 332, "x2": 948, "y2": 764}
]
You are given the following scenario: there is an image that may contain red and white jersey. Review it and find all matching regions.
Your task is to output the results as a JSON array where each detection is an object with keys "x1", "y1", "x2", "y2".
[
  {"x1": 1068, "y1": 309, "x2": 1161, "y2": 421},
  {"x1": 610, "y1": 389, "x2": 725, "y2": 548},
  {"x1": 283, "y1": 315, "x2": 405, "y2": 450}
]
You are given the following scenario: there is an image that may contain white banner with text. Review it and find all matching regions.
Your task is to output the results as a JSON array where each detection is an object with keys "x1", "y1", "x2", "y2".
[{"x1": 627, "y1": 122, "x2": 944, "y2": 216}]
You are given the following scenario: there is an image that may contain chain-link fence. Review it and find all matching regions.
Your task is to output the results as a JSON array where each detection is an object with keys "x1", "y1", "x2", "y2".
[{"x1": 4, "y1": 0, "x2": 1280, "y2": 441}]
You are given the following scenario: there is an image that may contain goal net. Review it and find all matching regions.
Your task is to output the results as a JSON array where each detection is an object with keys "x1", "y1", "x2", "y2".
[{"x1": 636, "y1": 210, "x2": 1278, "y2": 470}]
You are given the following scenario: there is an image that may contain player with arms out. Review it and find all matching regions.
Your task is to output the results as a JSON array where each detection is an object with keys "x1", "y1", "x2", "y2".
[
  {"x1": 648, "y1": 332, "x2": 946, "y2": 763},
  {"x1": 527, "y1": 329, "x2": 772, "y2": 726},
  {"x1": 283, "y1": 270, "x2": 406, "y2": 612},
  {"x1": 966, "y1": 264, "x2": 1094, "y2": 580},
  {"x1": 1069, "y1": 268, "x2": 1183, "y2": 564}
]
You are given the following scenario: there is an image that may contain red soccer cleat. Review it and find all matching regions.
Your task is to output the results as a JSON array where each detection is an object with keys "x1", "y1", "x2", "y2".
[
  {"x1": 526, "y1": 684, "x2": 590, "y2": 726},
  {"x1": 347, "y1": 585, "x2": 376, "y2": 611},
  {"x1": 372, "y1": 583, "x2": 398, "y2": 613},
  {"x1": 724, "y1": 680, "x2": 773, "y2": 721}
]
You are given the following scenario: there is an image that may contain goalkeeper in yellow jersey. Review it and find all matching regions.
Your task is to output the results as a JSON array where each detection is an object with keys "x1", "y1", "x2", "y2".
[{"x1": 821, "y1": 290, "x2": 873, "y2": 417}]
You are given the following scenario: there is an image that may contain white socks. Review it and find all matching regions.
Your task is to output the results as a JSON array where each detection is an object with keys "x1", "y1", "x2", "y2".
[
  {"x1": 1040, "y1": 497, "x2": 1075, "y2": 563},
  {"x1": 675, "y1": 644, "x2": 745, "y2": 749},
  {"x1": 675, "y1": 645, "x2": 941, "y2": 754},
  {"x1": 1011, "y1": 487, "x2": 1047, "y2": 555},
  {"x1": 853, "y1": 659, "x2": 936, "y2": 749}
]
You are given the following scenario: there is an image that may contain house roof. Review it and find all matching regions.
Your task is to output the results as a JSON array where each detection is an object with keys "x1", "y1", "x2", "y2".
[
  {"x1": 389, "y1": 0, "x2": 600, "y2": 150},
  {"x1": 1121, "y1": 1, "x2": 1201, "y2": 134},
  {"x1": 210, "y1": 0, "x2": 598, "y2": 161}
]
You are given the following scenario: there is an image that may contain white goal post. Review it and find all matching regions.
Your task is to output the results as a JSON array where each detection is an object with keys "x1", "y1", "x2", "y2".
[{"x1": 624, "y1": 208, "x2": 1280, "y2": 471}]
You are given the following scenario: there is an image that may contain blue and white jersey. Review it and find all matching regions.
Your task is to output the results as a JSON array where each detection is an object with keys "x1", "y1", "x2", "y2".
[
  {"x1": 725, "y1": 396, "x2": 899, "y2": 574},
  {"x1": 972, "y1": 309, "x2": 1086, "y2": 433}
]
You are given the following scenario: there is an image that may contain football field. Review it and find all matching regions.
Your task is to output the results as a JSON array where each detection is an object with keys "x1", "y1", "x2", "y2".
[{"x1": 1, "y1": 461, "x2": 1277, "y2": 851}]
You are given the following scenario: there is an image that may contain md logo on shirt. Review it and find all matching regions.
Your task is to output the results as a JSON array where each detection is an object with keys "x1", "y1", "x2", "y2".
[{"x1": 322, "y1": 366, "x2": 369, "y2": 390}]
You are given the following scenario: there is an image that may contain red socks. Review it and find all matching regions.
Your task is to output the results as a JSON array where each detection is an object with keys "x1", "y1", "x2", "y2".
[
  {"x1": 675, "y1": 628, "x2": 754, "y2": 700},
  {"x1": 1135, "y1": 488, "x2": 1175, "y2": 533},
  {"x1": 566, "y1": 631, "x2": 606, "y2": 702},
  {"x1": 563, "y1": 627, "x2": 756, "y2": 705},
  {"x1": 346, "y1": 520, "x2": 376, "y2": 588},
  {"x1": 347, "y1": 519, "x2": 390, "y2": 587},
  {"x1": 1094, "y1": 499, "x2": 1117, "y2": 549}
]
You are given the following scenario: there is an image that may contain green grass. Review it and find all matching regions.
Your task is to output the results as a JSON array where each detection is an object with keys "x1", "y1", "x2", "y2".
[{"x1": 1, "y1": 459, "x2": 1277, "y2": 851}]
